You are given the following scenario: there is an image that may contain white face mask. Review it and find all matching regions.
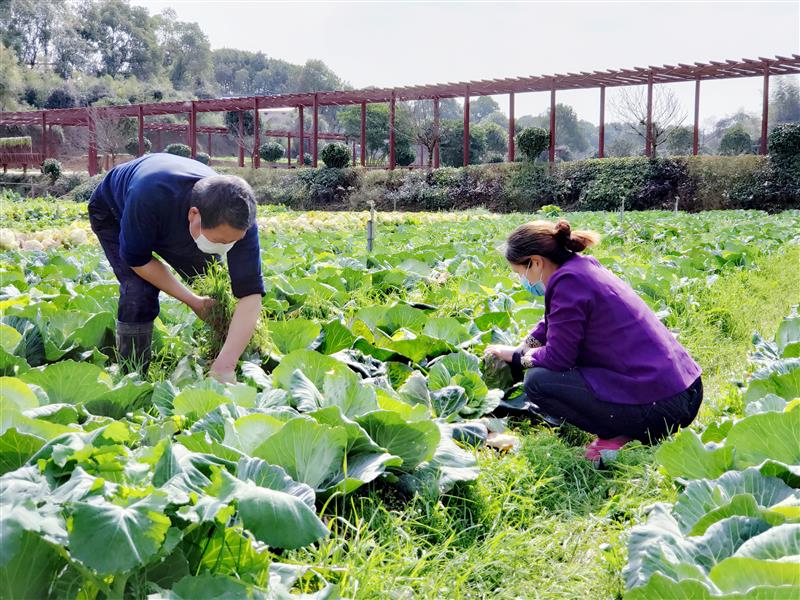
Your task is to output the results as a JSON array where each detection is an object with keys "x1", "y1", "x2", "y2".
[{"x1": 191, "y1": 216, "x2": 236, "y2": 256}]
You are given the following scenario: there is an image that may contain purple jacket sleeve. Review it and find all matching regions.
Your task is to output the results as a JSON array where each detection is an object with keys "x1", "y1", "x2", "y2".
[
  {"x1": 529, "y1": 320, "x2": 547, "y2": 344},
  {"x1": 528, "y1": 273, "x2": 591, "y2": 372}
]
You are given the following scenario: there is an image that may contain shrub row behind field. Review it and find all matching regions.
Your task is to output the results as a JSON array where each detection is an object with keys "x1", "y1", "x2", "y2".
[{"x1": 2, "y1": 125, "x2": 797, "y2": 212}]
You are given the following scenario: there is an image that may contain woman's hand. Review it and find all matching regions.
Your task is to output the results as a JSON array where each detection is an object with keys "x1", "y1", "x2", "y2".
[{"x1": 484, "y1": 344, "x2": 517, "y2": 363}]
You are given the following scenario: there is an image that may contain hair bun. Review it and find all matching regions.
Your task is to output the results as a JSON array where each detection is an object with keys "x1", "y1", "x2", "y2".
[
  {"x1": 554, "y1": 219, "x2": 572, "y2": 241},
  {"x1": 554, "y1": 218, "x2": 590, "y2": 252}
]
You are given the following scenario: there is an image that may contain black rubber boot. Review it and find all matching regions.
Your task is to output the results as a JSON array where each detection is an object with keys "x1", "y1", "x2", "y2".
[{"x1": 116, "y1": 320, "x2": 153, "y2": 375}]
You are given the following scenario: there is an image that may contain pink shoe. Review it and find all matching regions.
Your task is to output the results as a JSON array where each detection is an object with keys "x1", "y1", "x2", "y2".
[{"x1": 585, "y1": 436, "x2": 633, "y2": 463}]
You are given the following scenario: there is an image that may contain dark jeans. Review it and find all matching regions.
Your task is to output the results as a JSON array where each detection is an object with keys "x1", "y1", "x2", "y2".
[
  {"x1": 521, "y1": 367, "x2": 703, "y2": 444},
  {"x1": 88, "y1": 192, "x2": 214, "y2": 323}
]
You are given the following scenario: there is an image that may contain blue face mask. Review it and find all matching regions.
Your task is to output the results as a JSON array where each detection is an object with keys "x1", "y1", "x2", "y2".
[{"x1": 520, "y1": 262, "x2": 546, "y2": 296}]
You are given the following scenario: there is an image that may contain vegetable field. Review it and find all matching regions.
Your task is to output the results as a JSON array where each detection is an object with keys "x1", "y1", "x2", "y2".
[{"x1": 1, "y1": 199, "x2": 799, "y2": 599}]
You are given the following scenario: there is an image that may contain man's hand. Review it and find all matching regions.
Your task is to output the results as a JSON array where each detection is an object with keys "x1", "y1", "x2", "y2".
[
  {"x1": 209, "y1": 360, "x2": 236, "y2": 384},
  {"x1": 484, "y1": 344, "x2": 517, "y2": 363},
  {"x1": 188, "y1": 295, "x2": 216, "y2": 322},
  {"x1": 210, "y1": 294, "x2": 262, "y2": 383}
]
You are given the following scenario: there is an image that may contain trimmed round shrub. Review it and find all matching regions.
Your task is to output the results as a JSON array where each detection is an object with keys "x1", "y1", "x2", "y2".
[
  {"x1": 195, "y1": 152, "x2": 210, "y2": 165},
  {"x1": 517, "y1": 127, "x2": 549, "y2": 161},
  {"x1": 164, "y1": 143, "x2": 191, "y2": 158},
  {"x1": 302, "y1": 153, "x2": 312, "y2": 166},
  {"x1": 124, "y1": 137, "x2": 152, "y2": 156},
  {"x1": 719, "y1": 125, "x2": 753, "y2": 156},
  {"x1": 40, "y1": 158, "x2": 62, "y2": 182},
  {"x1": 320, "y1": 143, "x2": 351, "y2": 168},
  {"x1": 67, "y1": 174, "x2": 104, "y2": 203},
  {"x1": 259, "y1": 142, "x2": 284, "y2": 162},
  {"x1": 395, "y1": 145, "x2": 416, "y2": 167}
]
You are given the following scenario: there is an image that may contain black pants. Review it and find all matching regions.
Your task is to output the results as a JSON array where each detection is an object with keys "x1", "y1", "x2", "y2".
[
  {"x1": 88, "y1": 193, "x2": 213, "y2": 323},
  {"x1": 522, "y1": 367, "x2": 703, "y2": 444}
]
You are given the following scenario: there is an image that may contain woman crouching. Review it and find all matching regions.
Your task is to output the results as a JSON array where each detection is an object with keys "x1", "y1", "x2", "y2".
[{"x1": 486, "y1": 219, "x2": 703, "y2": 463}]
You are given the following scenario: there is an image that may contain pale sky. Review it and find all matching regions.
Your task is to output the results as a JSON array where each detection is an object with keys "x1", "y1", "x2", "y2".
[{"x1": 131, "y1": 0, "x2": 800, "y2": 126}]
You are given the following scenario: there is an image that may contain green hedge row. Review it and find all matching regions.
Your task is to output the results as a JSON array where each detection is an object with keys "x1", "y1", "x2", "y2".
[
  {"x1": 229, "y1": 153, "x2": 799, "y2": 213},
  {"x1": 2, "y1": 135, "x2": 797, "y2": 213}
]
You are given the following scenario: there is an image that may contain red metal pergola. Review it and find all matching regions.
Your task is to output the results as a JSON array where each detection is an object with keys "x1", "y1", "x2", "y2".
[{"x1": 1, "y1": 54, "x2": 797, "y2": 175}]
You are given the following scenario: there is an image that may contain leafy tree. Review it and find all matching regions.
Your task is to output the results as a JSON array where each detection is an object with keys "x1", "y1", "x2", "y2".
[
  {"x1": 517, "y1": 127, "x2": 549, "y2": 161},
  {"x1": 719, "y1": 125, "x2": 753, "y2": 155},
  {"x1": 528, "y1": 104, "x2": 592, "y2": 157},
  {"x1": 225, "y1": 111, "x2": 255, "y2": 137},
  {"x1": 44, "y1": 85, "x2": 79, "y2": 109},
  {"x1": 338, "y1": 103, "x2": 413, "y2": 162},
  {"x1": 479, "y1": 122, "x2": 507, "y2": 155},
  {"x1": 439, "y1": 119, "x2": 487, "y2": 166},
  {"x1": 485, "y1": 111, "x2": 509, "y2": 129},
  {"x1": 770, "y1": 77, "x2": 800, "y2": 125},
  {"x1": 259, "y1": 142, "x2": 284, "y2": 162},
  {"x1": 666, "y1": 126, "x2": 693, "y2": 155},
  {"x1": 80, "y1": 0, "x2": 162, "y2": 79},
  {"x1": 0, "y1": 0, "x2": 65, "y2": 68},
  {"x1": 0, "y1": 43, "x2": 24, "y2": 111},
  {"x1": 320, "y1": 143, "x2": 350, "y2": 168},
  {"x1": 604, "y1": 123, "x2": 640, "y2": 157},
  {"x1": 293, "y1": 59, "x2": 344, "y2": 93},
  {"x1": 154, "y1": 9, "x2": 213, "y2": 92},
  {"x1": 471, "y1": 96, "x2": 501, "y2": 122}
]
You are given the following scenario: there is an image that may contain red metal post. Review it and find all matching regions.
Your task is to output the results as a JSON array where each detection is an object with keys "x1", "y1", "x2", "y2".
[
  {"x1": 463, "y1": 85, "x2": 470, "y2": 166},
  {"x1": 287, "y1": 134, "x2": 291, "y2": 167},
  {"x1": 298, "y1": 106, "x2": 304, "y2": 166},
  {"x1": 87, "y1": 110, "x2": 98, "y2": 176},
  {"x1": 41, "y1": 111, "x2": 47, "y2": 160},
  {"x1": 253, "y1": 99, "x2": 261, "y2": 168},
  {"x1": 207, "y1": 132, "x2": 212, "y2": 157},
  {"x1": 693, "y1": 78, "x2": 700, "y2": 156},
  {"x1": 549, "y1": 84, "x2": 556, "y2": 163},
  {"x1": 312, "y1": 93, "x2": 319, "y2": 167},
  {"x1": 508, "y1": 92, "x2": 515, "y2": 162},
  {"x1": 433, "y1": 97, "x2": 440, "y2": 168},
  {"x1": 360, "y1": 101, "x2": 367, "y2": 166},
  {"x1": 389, "y1": 90, "x2": 396, "y2": 170},
  {"x1": 138, "y1": 106, "x2": 144, "y2": 156},
  {"x1": 238, "y1": 111, "x2": 244, "y2": 167},
  {"x1": 645, "y1": 73, "x2": 654, "y2": 157},
  {"x1": 760, "y1": 64, "x2": 770, "y2": 155},
  {"x1": 598, "y1": 86, "x2": 605, "y2": 158}
]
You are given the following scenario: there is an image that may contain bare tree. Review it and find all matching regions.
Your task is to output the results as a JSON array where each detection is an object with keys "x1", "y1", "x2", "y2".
[
  {"x1": 85, "y1": 107, "x2": 137, "y2": 166},
  {"x1": 613, "y1": 87, "x2": 686, "y2": 157},
  {"x1": 409, "y1": 101, "x2": 439, "y2": 169}
]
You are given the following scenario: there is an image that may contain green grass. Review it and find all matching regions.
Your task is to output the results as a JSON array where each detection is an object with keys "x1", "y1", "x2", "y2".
[{"x1": 283, "y1": 242, "x2": 800, "y2": 599}]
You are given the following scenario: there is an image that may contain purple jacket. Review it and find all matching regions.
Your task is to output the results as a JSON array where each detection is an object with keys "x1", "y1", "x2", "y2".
[{"x1": 524, "y1": 253, "x2": 701, "y2": 405}]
